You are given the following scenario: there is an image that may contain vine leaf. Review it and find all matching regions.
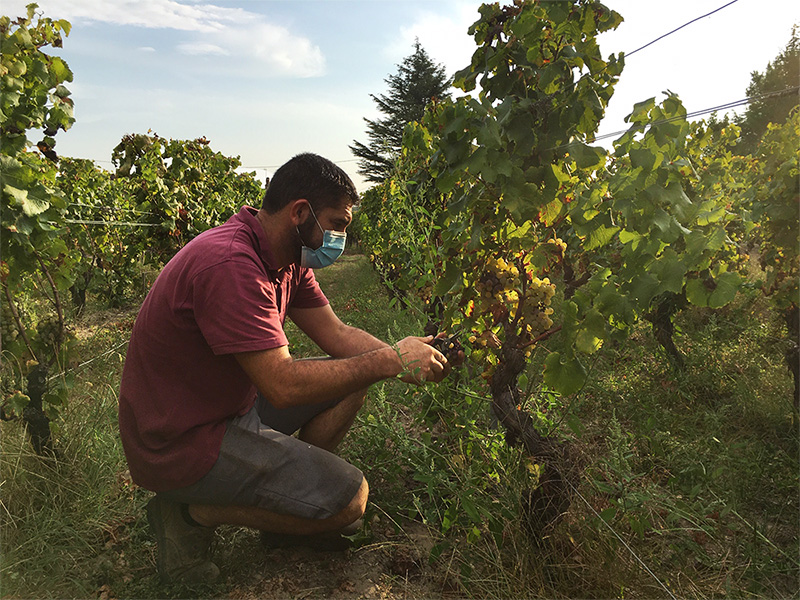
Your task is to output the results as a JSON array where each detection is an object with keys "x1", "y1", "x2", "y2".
[
  {"x1": 575, "y1": 308, "x2": 606, "y2": 354},
  {"x1": 584, "y1": 223, "x2": 619, "y2": 250},
  {"x1": 685, "y1": 272, "x2": 741, "y2": 308},
  {"x1": 569, "y1": 142, "x2": 606, "y2": 170},
  {"x1": 544, "y1": 351, "x2": 587, "y2": 396}
]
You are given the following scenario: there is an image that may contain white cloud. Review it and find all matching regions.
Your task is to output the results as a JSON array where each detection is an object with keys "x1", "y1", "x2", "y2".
[
  {"x1": 22, "y1": 0, "x2": 248, "y2": 32},
  {"x1": 214, "y1": 20, "x2": 325, "y2": 77},
  {"x1": 6, "y1": 0, "x2": 325, "y2": 77},
  {"x1": 177, "y1": 42, "x2": 228, "y2": 56}
]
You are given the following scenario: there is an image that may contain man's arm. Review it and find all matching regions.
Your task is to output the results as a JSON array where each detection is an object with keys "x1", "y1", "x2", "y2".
[
  {"x1": 288, "y1": 304, "x2": 388, "y2": 358},
  {"x1": 235, "y1": 335, "x2": 446, "y2": 409}
]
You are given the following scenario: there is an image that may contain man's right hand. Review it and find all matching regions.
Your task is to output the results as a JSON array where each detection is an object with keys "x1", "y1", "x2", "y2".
[{"x1": 394, "y1": 336, "x2": 449, "y2": 384}]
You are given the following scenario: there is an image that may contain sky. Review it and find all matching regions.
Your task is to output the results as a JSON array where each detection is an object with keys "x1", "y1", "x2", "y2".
[{"x1": 3, "y1": 0, "x2": 799, "y2": 192}]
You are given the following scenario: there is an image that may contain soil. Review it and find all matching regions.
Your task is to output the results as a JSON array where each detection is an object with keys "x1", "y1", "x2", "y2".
[
  {"x1": 221, "y1": 520, "x2": 458, "y2": 600},
  {"x1": 71, "y1": 306, "x2": 137, "y2": 341}
]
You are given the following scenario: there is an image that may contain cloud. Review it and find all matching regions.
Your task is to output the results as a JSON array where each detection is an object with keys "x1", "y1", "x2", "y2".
[
  {"x1": 7, "y1": 0, "x2": 325, "y2": 77},
  {"x1": 214, "y1": 20, "x2": 324, "y2": 76},
  {"x1": 26, "y1": 0, "x2": 249, "y2": 32},
  {"x1": 177, "y1": 42, "x2": 228, "y2": 56}
]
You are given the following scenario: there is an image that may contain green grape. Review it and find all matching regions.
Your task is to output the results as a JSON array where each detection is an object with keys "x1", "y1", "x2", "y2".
[{"x1": 1, "y1": 302, "x2": 18, "y2": 341}]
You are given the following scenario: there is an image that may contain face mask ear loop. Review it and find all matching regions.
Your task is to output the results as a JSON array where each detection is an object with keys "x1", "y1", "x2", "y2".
[{"x1": 307, "y1": 203, "x2": 325, "y2": 235}]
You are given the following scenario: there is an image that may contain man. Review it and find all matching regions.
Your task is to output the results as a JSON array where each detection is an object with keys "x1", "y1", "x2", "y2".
[{"x1": 118, "y1": 153, "x2": 450, "y2": 584}]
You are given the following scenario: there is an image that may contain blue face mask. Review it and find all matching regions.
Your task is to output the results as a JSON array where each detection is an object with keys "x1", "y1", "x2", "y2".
[{"x1": 298, "y1": 206, "x2": 346, "y2": 269}]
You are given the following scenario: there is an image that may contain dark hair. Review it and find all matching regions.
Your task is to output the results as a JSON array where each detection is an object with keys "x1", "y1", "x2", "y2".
[{"x1": 261, "y1": 153, "x2": 359, "y2": 214}]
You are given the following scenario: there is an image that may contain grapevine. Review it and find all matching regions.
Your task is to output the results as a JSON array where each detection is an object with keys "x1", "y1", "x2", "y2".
[
  {"x1": 358, "y1": 0, "x2": 627, "y2": 536},
  {"x1": 356, "y1": 0, "x2": 782, "y2": 543},
  {"x1": 1, "y1": 5, "x2": 75, "y2": 452}
]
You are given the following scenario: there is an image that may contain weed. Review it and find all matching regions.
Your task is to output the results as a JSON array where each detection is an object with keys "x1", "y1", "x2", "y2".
[{"x1": 1, "y1": 253, "x2": 796, "y2": 599}]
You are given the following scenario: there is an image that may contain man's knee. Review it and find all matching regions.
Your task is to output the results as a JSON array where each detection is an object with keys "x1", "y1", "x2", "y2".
[{"x1": 337, "y1": 476, "x2": 368, "y2": 526}]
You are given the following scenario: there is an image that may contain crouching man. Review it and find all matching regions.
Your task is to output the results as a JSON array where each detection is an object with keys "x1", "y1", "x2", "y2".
[{"x1": 118, "y1": 153, "x2": 451, "y2": 583}]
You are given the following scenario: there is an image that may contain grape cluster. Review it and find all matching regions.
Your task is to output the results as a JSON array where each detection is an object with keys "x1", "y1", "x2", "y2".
[
  {"x1": 1, "y1": 302, "x2": 18, "y2": 342},
  {"x1": 419, "y1": 282, "x2": 433, "y2": 305},
  {"x1": 466, "y1": 253, "x2": 557, "y2": 372},
  {"x1": 35, "y1": 317, "x2": 64, "y2": 350},
  {"x1": 471, "y1": 256, "x2": 555, "y2": 335},
  {"x1": 475, "y1": 257, "x2": 520, "y2": 304},
  {"x1": 547, "y1": 236, "x2": 567, "y2": 256},
  {"x1": 519, "y1": 276, "x2": 556, "y2": 337}
]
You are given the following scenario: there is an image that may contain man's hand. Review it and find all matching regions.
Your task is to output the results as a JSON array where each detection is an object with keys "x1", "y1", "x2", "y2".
[
  {"x1": 395, "y1": 335, "x2": 449, "y2": 384},
  {"x1": 431, "y1": 332, "x2": 466, "y2": 368}
]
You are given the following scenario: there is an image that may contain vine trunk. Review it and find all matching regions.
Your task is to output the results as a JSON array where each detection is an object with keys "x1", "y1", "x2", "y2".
[{"x1": 488, "y1": 341, "x2": 573, "y2": 539}]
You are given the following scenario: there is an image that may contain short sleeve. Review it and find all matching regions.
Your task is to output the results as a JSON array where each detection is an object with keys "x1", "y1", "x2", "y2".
[
  {"x1": 290, "y1": 266, "x2": 329, "y2": 309},
  {"x1": 192, "y1": 259, "x2": 288, "y2": 355}
]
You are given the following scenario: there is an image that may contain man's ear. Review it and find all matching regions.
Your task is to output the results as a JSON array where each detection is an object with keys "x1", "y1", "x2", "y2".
[{"x1": 288, "y1": 199, "x2": 311, "y2": 226}]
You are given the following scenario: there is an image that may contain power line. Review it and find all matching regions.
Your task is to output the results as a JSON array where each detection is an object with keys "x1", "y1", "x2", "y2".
[
  {"x1": 48, "y1": 338, "x2": 129, "y2": 383},
  {"x1": 241, "y1": 158, "x2": 360, "y2": 171},
  {"x1": 626, "y1": 0, "x2": 740, "y2": 58},
  {"x1": 564, "y1": 476, "x2": 679, "y2": 600},
  {"x1": 587, "y1": 85, "x2": 799, "y2": 145}
]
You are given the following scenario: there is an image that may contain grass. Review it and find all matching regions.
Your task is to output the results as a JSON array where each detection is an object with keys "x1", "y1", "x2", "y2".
[{"x1": 1, "y1": 250, "x2": 797, "y2": 599}]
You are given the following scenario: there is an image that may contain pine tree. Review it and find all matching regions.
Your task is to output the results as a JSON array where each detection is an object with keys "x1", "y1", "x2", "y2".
[
  {"x1": 351, "y1": 40, "x2": 451, "y2": 183},
  {"x1": 736, "y1": 26, "x2": 799, "y2": 153}
]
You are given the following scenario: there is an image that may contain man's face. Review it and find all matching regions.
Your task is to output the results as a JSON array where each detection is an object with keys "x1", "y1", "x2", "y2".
[{"x1": 297, "y1": 200, "x2": 353, "y2": 250}]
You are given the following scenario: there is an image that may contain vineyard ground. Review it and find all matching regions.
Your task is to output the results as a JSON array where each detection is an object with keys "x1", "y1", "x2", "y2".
[{"x1": 1, "y1": 251, "x2": 797, "y2": 599}]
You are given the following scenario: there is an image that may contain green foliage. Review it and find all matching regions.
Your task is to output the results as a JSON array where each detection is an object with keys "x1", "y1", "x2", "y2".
[
  {"x1": 742, "y1": 110, "x2": 799, "y2": 311},
  {"x1": 0, "y1": 3, "x2": 74, "y2": 263},
  {"x1": 736, "y1": 26, "x2": 799, "y2": 153},
  {"x1": 1, "y1": 4, "x2": 76, "y2": 431},
  {"x1": 563, "y1": 94, "x2": 747, "y2": 369},
  {"x1": 1, "y1": 1, "x2": 75, "y2": 296},
  {"x1": 737, "y1": 110, "x2": 800, "y2": 408},
  {"x1": 361, "y1": 0, "x2": 626, "y2": 395},
  {"x1": 56, "y1": 136, "x2": 264, "y2": 310},
  {"x1": 111, "y1": 133, "x2": 264, "y2": 265},
  {"x1": 57, "y1": 158, "x2": 141, "y2": 308}
]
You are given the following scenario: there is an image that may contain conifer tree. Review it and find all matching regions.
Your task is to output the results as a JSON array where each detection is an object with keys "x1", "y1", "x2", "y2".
[
  {"x1": 351, "y1": 40, "x2": 450, "y2": 183},
  {"x1": 736, "y1": 26, "x2": 799, "y2": 153}
]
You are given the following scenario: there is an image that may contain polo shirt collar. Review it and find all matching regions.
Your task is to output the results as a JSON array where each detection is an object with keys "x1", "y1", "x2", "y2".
[{"x1": 237, "y1": 206, "x2": 282, "y2": 271}]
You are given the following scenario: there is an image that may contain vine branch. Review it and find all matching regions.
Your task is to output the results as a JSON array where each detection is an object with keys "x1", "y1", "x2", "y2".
[
  {"x1": 3, "y1": 284, "x2": 36, "y2": 361},
  {"x1": 520, "y1": 325, "x2": 562, "y2": 349},
  {"x1": 33, "y1": 250, "x2": 63, "y2": 327}
]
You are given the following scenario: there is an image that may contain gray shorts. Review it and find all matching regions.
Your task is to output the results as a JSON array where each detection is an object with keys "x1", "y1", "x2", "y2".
[{"x1": 158, "y1": 393, "x2": 364, "y2": 520}]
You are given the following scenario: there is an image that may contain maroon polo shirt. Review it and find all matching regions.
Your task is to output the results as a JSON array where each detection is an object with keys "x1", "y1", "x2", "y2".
[{"x1": 118, "y1": 206, "x2": 328, "y2": 492}]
